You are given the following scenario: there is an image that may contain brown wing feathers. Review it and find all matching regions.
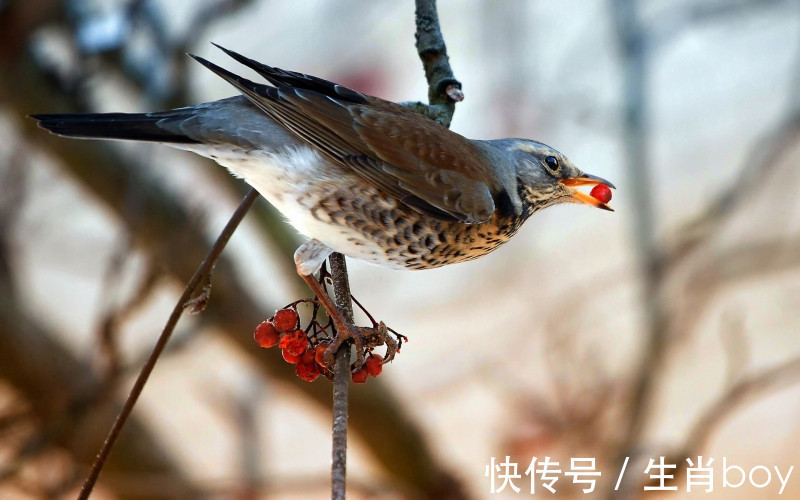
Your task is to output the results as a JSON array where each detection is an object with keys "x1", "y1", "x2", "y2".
[{"x1": 192, "y1": 47, "x2": 497, "y2": 223}]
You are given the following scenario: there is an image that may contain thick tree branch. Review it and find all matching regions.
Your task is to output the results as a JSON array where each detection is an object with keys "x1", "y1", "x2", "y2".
[{"x1": 401, "y1": 0, "x2": 463, "y2": 127}]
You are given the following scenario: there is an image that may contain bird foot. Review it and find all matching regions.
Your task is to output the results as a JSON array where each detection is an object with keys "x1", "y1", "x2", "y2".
[
  {"x1": 298, "y1": 272, "x2": 405, "y2": 371},
  {"x1": 349, "y1": 294, "x2": 407, "y2": 364},
  {"x1": 322, "y1": 315, "x2": 402, "y2": 370},
  {"x1": 323, "y1": 322, "x2": 371, "y2": 369}
]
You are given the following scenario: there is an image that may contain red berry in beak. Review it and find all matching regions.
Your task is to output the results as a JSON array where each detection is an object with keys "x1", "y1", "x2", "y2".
[{"x1": 590, "y1": 184, "x2": 612, "y2": 204}]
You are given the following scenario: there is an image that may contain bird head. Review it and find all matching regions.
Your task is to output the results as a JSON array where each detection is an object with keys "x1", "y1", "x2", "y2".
[{"x1": 498, "y1": 139, "x2": 615, "y2": 213}]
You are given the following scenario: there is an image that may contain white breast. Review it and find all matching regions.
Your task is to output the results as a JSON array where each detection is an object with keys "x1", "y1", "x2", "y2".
[{"x1": 172, "y1": 143, "x2": 406, "y2": 269}]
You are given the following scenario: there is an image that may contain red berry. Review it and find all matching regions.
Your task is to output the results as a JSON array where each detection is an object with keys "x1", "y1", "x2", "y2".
[
  {"x1": 253, "y1": 321, "x2": 280, "y2": 348},
  {"x1": 279, "y1": 329, "x2": 308, "y2": 356},
  {"x1": 365, "y1": 354, "x2": 383, "y2": 377},
  {"x1": 282, "y1": 349, "x2": 301, "y2": 364},
  {"x1": 351, "y1": 367, "x2": 368, "y2": 384},
  {"x1": 296, "y1": 358, "x2": 321, "y2": 382},
  {"x1": 315, "y1": 343, "x2": 329, "y2": 367},
  {"x1": 590, "y1": 184, "x2": 612, "y2": 204},
  {"x1": 301, "y1": 347, "x2": 316, "y2": 365},
  {"x1": 272, "y1": 308, "x2": 299, "y2": 333}
]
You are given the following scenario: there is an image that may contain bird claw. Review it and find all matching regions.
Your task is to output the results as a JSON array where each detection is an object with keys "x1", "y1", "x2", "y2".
[
  {"x1": 323, "y1": 321, "x2": 397, "y2": 370},
  {"x1": 323, "y1": 321, "x2": 365, "y2": 369},
  {"x1": 298, "y1": 271, "x2": 404, "y2": 373},
  {"x1": 360, "y1": 322, "x2": 398, "y2": 363}
]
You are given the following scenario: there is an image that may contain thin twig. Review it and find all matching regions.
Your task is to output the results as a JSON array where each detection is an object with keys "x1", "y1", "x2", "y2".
[
  {"x1": 77, "y1": 188, "x2": 259, "y2": 499},
  {"x1": 670, "y1": 354, "x2": 800, "y2": 484},
  {"x1": 327, "y1": 253, "x2": 353, "y2": 500},
  {"x1": 688, "y1": 356, "x2": 800, "y2": 449}
]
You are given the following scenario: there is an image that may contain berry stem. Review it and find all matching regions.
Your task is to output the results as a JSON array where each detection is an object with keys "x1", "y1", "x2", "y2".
[{"x1": 350, "y1": 293, "x2": 378, "y2": 326}]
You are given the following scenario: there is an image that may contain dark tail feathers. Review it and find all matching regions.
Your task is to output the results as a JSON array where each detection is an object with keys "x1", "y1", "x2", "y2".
[{"x1": 30, "y1": 112, "x2": 200, "y2": 144}]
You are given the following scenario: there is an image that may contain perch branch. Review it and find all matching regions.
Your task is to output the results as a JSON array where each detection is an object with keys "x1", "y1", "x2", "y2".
[{"x1": 328, "y1": 253, "x2": 354, "y2": 500}]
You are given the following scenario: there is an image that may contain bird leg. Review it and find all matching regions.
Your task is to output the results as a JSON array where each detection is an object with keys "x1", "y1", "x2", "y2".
[
  {"x1": 294, "y1": 239, "x2": 382, "y2": 370},
  {"x1": 295, "y1": 239, "x2": 399, "y2": 369},
  {"x1": 298, "y1": 272, "x2": 366, "y2": 369}
]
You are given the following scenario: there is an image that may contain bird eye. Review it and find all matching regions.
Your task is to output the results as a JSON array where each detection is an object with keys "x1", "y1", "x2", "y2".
[{"x1": 544, "y1": 156, "x2": 559, "y2": 172}]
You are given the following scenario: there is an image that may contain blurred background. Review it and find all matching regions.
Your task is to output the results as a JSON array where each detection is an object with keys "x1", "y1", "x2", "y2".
[{"x1": 1, "y1": 0, "x2": 800, "y2": 498}]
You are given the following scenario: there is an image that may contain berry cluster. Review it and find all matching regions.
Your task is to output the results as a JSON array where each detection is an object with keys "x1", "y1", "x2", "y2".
[{"x1": 253, "y1": 301, "x2": 396, "y2": 384}]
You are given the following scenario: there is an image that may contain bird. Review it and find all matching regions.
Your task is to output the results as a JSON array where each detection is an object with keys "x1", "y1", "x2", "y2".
[{"x1": 31, "y1": 45, "x2": 614, "y2": 367}]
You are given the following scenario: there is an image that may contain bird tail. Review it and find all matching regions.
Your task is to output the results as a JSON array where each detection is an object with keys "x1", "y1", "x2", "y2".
[{"x1": 29, "y1": 112, "x2": 200, "y2": 144}]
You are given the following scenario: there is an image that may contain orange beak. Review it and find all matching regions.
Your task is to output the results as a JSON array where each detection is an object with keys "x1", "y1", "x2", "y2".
[{"x1": 558, "y1": 173, "x2": 616, "y2": 211}]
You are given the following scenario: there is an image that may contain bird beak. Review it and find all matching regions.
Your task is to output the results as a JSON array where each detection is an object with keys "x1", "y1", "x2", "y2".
[{"x1": 558, "y1": 173, "x2": 616, "y2": 211}]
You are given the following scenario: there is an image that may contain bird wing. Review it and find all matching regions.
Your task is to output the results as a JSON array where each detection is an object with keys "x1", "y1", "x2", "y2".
[{"x1": 191, "y1": 47, "x2": 498, "y2": 223}]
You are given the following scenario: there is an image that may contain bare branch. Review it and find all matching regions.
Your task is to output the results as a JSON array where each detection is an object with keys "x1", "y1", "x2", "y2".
[
  {"x1": 77, "y1": 188, "x2": 259, "y2": 499},
  {"x1": 609, "y1": 4, "x2": 671, "y2": 497},
  {"x1": 0, "y1": 228, "x2": 202, "y2": 498},
  {"x1": 667, "y1": 114, "x2": 800, "y2": 269},
  {"x1": 328, "y1": 253, "x2": 353, "y2": 500},
  {"x1": 669, "y1": 354, "x2": 800, "y2": 486},
  {"x1": 605, "y1": 2, "x2": 800, "y2": 496},
  {"x1": 401, "y1": 0, "x2": 463, "y2": 127},
  {"x1": 719, "y1": 309, "x2": 750, "y2": 388}
]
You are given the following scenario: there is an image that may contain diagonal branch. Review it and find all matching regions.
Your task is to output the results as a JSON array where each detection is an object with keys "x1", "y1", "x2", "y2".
[
  {"x1": 686, "y1": 356, "x2": 800, "y2": 456},
  {"x1": 77, "y1": 188, "x2": 260, "y2": 500},
  {"x1": 668, "y1": 354, "x2": 800, "y2": 486}
]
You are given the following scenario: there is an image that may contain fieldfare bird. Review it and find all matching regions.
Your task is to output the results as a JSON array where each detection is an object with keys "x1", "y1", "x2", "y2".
[{"x1": 32, "y1": 45, "x2": 614, "y2": 367}]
